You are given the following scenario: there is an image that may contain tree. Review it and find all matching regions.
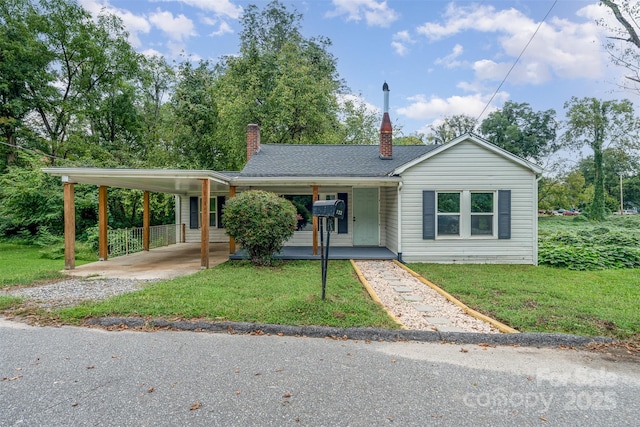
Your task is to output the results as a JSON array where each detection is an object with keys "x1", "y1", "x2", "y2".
[
  {"x1": 563, "y1": 97, "x2": 639, "y2": 220},
  {"x1": 427, "y1": 115, "x2": 477, "y2": 144},
  {"x1": 599, "y1": 0, "x2": 640, "y2": 93},
  {"x1": 222, "y1": 190, "x2": 296, "y2": 266},
  {"x1": 0, "y1": 0, "x2": 52, "y2": 169},
  {"x1": 138, "y1": 55, "x2": 176, "y2": 167},
  {"x1": 171, "y1": 59, "x2": 223, "y2": 169},
  {"x1": 28, "y1": 0, "x2": 140, "y2": 164},
  {"x1": 577, "y1": 147, "x2": 639, "y2": 211},
  {"x1": 213, "y1": 0, "x2": 342, "y2": 166},
  {"x1": 336, "y1": 96, "x2": 379, "y2": 145},
  {"x1": 480, "y1": 101, "x2": 558, "y2": 162}
]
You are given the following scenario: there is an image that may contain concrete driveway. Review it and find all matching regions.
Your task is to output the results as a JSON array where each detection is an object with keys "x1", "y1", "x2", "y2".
[{"x1": 64, "y1": 243, "x2": 230, "y2": 280}]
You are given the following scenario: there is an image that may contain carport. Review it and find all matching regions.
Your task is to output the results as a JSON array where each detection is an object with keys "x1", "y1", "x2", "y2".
[{"x1": 42, "y1": 168, "x2": 233, "y2": 271}]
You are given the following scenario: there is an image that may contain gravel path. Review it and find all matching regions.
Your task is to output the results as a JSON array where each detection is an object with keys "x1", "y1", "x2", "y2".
[
  {"x1": 354, "y1": 261, "x2": 500, "y2": 334},
  {"x1": 1, "y1": 278, "x2": 151, "y2": 309}
]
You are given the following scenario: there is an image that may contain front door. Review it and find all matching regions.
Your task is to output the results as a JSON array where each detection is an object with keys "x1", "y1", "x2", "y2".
[{"x1": 353, "y1": 188, "x2": 379, "y2": 246}]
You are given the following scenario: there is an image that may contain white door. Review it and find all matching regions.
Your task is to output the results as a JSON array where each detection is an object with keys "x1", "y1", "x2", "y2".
[{"x1": 353, "y1": 188, "x2": 379, "y2": 246}]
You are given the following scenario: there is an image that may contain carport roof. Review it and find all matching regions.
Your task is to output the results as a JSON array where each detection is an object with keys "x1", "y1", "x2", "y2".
[{"x1": 42, "y1": 168, "x2": 233, "y2": 194}]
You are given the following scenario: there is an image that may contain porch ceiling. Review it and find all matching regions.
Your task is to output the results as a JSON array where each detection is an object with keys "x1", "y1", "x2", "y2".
[{"x1": 42, "y1": 168, "x2": 231, "y2": 194}]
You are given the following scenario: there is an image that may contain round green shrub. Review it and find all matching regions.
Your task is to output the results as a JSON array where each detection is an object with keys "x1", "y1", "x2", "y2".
[{"x1": 222, "y1": 190, "x2": 297, "y2": 266}]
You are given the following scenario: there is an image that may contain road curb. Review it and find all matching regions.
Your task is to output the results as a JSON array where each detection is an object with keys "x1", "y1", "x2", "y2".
[{"x1": 86, "y1": 317, "x2": 613, "y2": 348}]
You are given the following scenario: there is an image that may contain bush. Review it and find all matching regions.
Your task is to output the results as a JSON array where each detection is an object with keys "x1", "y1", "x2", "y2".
[
  {"x1": 222, "y1": 190, "x2": 297, "y2": 266},
  {"x1": 538, "y1": 218, "x2": 640, "y2": 270}
]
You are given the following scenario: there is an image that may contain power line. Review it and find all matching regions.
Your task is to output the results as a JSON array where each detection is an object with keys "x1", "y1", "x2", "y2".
[
  {"x1": 475, "y1": 0, "x2": 558, "y2": 124},
  {"x1": 0, "y1": 140, "x2": 69, "y2": 163}
]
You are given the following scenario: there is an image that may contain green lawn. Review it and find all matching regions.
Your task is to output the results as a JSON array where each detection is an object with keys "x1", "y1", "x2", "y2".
[
  {"x1": 2, "y1": 229, "x2": 639, "y2": 343},
  {"x1": 406, "y1": 263, "x2": 639, "y2": 341},
  {"x1": 54, "y1": 260, "x2": 400, "y2": 329},
  {"x1": 0, "y1": 243, "x2": 69, "y2": 288}
]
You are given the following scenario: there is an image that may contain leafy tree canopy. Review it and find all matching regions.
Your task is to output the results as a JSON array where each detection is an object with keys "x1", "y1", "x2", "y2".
[{"x1": 480, "y1": 101, "x2": 558, "y2": 162}]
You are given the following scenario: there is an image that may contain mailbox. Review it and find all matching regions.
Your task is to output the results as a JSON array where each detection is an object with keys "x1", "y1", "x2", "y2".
[{"x1": 312, "y1": 199, "x2": 345, "y2": 219}]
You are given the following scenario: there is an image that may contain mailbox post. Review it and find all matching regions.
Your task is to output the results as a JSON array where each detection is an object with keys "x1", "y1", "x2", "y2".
[{"x1": 312, "y1": 200, "x2": 345, "y2": 300}]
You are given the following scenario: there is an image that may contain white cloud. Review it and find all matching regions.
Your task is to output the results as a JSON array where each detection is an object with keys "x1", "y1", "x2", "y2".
[
  {"x1": 79, "y1": 0, "x2": 150, "y2": 47},
  {"x1": 151, "y1": 0, "x2": 242, "y2": 19},
  {"x1": 397, "y1": 92, "x2": 508, "y2": 122},
  {"x1": 391, "y1": 30, "x2": 414, "y2": 56},
  {"x1": 149, "y1": 10, "x2": 196, "y2": 41},
  {"x1": 416, "y1": 3, "x2": 606, "y2": 84},
  {"x1": 327, "y1": 0, "x2": 399, "y2": 27},
  {"x1": 435, "y1": 44, "x2": 464, "y2": 68},
  {"x1": 209, "y1": 21, "x2": 233, "y2": 37}
]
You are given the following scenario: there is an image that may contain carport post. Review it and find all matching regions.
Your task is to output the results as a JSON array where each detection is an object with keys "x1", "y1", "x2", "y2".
[
  {"x1": 200, "y1": 179, "x2": 210, "y2": 269},
  {"x1": 312, "y1": 185, "x2": 319, "y2": 255},
  {"x1": 98, "y1": 186, "x2": 108, "y2": 261},
  {"x1": 143, "y1": 191, "x2": 150, "y2": 251},
  {"x1": 63, "y1": 180, "x2": 75, "y2": 270},
  {"x1": 228, "y1": 186, "x2": 236, "y2": 254}
]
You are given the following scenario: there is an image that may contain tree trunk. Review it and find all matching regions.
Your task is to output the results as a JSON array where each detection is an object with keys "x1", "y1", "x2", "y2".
[{"x1": 591, "y1": 145, "x2": 607, "y2": 221}]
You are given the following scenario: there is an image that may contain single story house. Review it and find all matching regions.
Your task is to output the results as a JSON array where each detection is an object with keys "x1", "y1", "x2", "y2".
[{"x1": 44, "y1": 85, "x2": 542, "y2": 270}]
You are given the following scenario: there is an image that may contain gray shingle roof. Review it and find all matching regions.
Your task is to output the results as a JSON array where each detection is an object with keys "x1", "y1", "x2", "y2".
[{"x1": 239, "y1": 144, "x2": 438, "y2": 177}]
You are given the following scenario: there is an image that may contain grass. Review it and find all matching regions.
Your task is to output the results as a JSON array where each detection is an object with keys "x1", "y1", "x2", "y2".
[
  {"x1": 2, "y1": 218, "x2": 638, "y2": 342},
  {"x1": 0, "y1": 242, "x2": 96, "y2": 310},
  {"x1": 0, "y1": 243, "x2": 70, "y2": 288},
  {"x1": 0, "y1": 242, "x2": 96, "y2": 288},
  {"x1": 54, "y1": 260, "x2": 400, "y2": 329},
  {"x1": 406, "y1": 263, "x2": 639, "y2": 341}
]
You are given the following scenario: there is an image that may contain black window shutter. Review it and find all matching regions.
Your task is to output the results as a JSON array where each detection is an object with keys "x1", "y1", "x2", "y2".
[
  {"x1": 337, "y1": 192, "x2": 348, "y2": 234},
  {"x1": 189, "y1": 196, "x2": 199, "y2": 229},
  {"x1": 423, "y1": 191, "x2": 435, "y2": 239},
  {"x1": 498, "y1": 190, "x2": 511, "y2": 239},
  {"x1": 217, "y1": 196, "x2": 226, "y2": 228}
]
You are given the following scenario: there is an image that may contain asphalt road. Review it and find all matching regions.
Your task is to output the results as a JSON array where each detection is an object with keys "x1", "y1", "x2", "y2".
[{"x1": 2, "y1": 319, "x2": 639, "y2": 427}]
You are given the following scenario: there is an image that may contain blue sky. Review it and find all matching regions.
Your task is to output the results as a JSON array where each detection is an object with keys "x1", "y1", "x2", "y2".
[{"x1": 79, "y1": 0, "x2": 637, "y2": 139}]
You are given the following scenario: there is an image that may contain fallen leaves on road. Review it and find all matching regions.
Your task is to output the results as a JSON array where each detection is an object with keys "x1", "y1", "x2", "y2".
[{"x1": 190, "y1": 402, "x2": 201, "y2": 411}]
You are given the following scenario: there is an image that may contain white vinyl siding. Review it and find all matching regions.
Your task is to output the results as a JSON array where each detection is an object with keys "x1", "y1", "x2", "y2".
[
  {"x1": 180, "y1": 194, "x2": 229, "y2": 243},
  {"x1": 400, "y1": 139, "x2": 538, "y2": 264},
  {"x1": 381, "y1": 186, "x2": 397, "y2": 253}
]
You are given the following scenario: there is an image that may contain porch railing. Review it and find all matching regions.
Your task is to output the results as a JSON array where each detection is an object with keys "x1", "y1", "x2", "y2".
[{"x1": 107, "y1": 224, "x2": 179, "y2": 258}]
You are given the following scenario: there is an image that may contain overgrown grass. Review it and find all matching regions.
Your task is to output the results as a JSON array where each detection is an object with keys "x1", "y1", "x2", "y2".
[
  {"x1": 406, "y1": 263, "x2": 639, "y2": 341},
  {"x1": 538, "y1": 215, "x2": 640, "y2": 269},
  {"x1": 54, "y1": 260, "x2": 400, "y2": 329}
]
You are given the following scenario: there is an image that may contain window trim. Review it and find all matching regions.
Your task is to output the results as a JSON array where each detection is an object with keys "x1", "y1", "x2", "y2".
[
  {"x1": 436, "y1": 190, "x2": 498, "y2": 240},
  {"x1": 190, "y1": 196, "x2": 220, "y2": 229},
  {"x1": 436, "y1": 192, "x2": 461, "y2": 237}
]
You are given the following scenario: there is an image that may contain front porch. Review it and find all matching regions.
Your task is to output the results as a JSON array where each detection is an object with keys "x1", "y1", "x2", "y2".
[{"x1": 230, "y1": 246, "x2": 397, "y2": 260}]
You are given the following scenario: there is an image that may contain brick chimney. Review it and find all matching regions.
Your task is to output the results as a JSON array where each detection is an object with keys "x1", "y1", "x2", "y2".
[
  {"x1": 247, "y1": 124, "x2": 260, "y2": 162},
  {"x1": 380, "y1": 82, "x2": 392, "y2": 159}
]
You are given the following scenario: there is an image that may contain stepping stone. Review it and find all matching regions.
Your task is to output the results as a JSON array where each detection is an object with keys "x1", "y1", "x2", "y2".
[
  {"x1": 426, "y1": 317, "x2": 452, "y2": 325},
  {"x1": 393, "y1": 286, "x2": 412, "y2": 293},
  {"x1": 413, "y1": 304, "x2": 437, "y2": 312},
  {"x1": 402, "y1": 295, "x2": 422, "y2": 302}
]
